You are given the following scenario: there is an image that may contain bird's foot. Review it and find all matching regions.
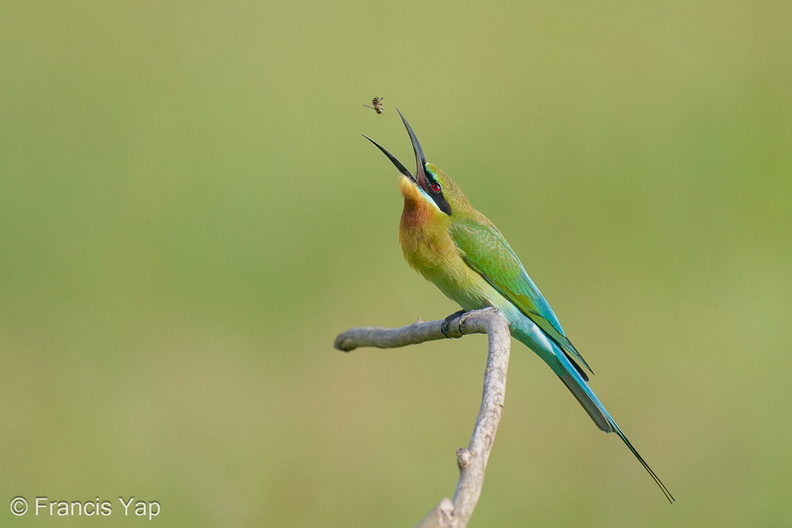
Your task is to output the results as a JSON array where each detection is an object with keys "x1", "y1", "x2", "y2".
[{"x1": 441, "y1": 310, "x2": 468, "y2": 338}]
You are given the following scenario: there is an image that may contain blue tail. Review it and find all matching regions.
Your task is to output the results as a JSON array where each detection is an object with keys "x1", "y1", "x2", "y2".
[
  {"x1": 508, "y1": 312, "x2": 675, "y2": 503},
  {"x1": 553, "y1": 344, "x2": 675, "y2": 503}
]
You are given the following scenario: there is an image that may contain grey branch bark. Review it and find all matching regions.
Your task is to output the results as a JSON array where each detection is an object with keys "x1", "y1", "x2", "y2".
[{"x1": 334, "y1": 307, "x2": 512, "y2": 528}]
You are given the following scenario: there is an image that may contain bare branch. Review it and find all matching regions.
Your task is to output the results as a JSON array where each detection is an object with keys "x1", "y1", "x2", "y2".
[{"x1": 334, "y1": 307, "x2": 512, "y2": 528}]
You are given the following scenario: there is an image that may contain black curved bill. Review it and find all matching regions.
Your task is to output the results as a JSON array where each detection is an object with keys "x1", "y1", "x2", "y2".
[
  {"x1": 362, "y1": 108, "x2": 428, "y2": 186},
  {"x1": 361, "y1": 133, "x2": 415, "y2": 183},
  {"x1": 396, "y1": 108, "x2": 427, "y2": 184}
]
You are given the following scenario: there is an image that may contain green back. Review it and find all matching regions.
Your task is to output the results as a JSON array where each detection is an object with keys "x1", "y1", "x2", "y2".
[{"x1": 450, "y1": 218, "x2": 593, "y2": 374}]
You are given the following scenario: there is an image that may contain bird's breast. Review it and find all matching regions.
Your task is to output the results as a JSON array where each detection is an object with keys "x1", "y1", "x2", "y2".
[{"x1": 398, "y1": 188, "x2": 496, "y2": 311}]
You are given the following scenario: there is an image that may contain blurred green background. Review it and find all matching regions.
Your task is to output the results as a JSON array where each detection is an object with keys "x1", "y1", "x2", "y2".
[{"x1": 2, "y1": 1, "x2": 791, "y2": 526}]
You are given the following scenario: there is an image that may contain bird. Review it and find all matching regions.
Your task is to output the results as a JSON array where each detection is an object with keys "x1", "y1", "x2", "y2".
[{"x1": 361, "y1": 108, "x2": 674, "y2": 503}]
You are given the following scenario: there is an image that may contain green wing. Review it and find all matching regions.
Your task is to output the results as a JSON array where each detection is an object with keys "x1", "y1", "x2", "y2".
[{"x1": 450, "y1": 218, "x2": 593, "y2": 374}]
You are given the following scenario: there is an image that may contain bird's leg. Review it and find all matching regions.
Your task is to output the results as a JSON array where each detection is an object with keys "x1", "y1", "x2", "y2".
[{"x1": 441, "y1": 310, "x2": 468, "y2": 338}]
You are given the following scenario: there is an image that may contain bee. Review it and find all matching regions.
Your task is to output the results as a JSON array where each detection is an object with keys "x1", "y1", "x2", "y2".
[{"x1": 363, "y1": 96, "x2": 384, "y2": 114}]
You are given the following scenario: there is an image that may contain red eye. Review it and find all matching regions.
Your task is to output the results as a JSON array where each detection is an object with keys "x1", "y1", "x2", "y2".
[{"x1": 431, "y1": 183, "x2": 442, "y2": 193}]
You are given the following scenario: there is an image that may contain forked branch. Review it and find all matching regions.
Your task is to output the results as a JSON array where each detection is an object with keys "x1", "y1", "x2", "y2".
[{"x1": 334, "y1": 307, "x2": 512, "y2": 528}]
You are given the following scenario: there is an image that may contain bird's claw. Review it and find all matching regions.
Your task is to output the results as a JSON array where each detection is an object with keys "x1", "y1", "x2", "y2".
[{"x1": 441, "y1": 310, "x2": 468, "y2": 338}]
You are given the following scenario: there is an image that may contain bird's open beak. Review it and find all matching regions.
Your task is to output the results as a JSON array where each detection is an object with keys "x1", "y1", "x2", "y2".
[{"x1": 362, "y1": 108, "x2": 429, "y2": 190}]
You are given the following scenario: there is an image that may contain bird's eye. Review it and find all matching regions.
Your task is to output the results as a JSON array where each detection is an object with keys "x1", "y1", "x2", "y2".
[{"x1": 431, "y1": 183, "x2": 442, "y2": 193}]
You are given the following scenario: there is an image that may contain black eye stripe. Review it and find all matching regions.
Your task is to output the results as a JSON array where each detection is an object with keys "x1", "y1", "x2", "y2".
[{"x1": 424, "y1": 166, "x2": 452, "y2": 215}]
